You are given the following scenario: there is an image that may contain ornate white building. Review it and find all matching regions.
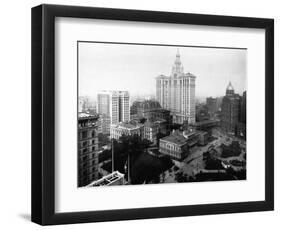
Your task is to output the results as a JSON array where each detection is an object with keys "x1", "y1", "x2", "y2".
[
  {"x1": 156, "y1": 49, "x2": 196, "y2": 124},
  {"x1": 110, "y1": 122, "x2": 144, "y2": 140}
]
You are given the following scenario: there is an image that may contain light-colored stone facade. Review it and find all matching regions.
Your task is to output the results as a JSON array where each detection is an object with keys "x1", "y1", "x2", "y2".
[
  {"x1": 156, "y1": 49, "x2": 196, "y2": 124},
  {"x1": 110, "y1": 122, "x2": 144, "y2": 140},
  {"x1": 97, "y1": 90, "x2": 130, "y2": 134},
  {"x1": 159, "y1": 132, "x2": 189, "y2": 160}
]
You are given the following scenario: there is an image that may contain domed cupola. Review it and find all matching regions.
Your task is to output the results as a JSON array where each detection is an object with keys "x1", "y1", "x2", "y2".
[{"x1": 226, "y1": 81, "x2": 235, "y2": 96}]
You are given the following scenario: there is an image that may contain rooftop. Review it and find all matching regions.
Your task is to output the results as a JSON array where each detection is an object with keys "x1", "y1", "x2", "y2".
[
  {"x1": 191, "y1": 120, "x2": 219, "y2": 126},
  {"x1": 156, "y1": 72, "x2": 196, "y2": 79},
  {"x1": 138, "y1": 100, "x2": 162, "y2": 110},
  {"x1": 161, "y1": 132, "x2": 187, "y2": 146},
  {"x1": 154, "y1": 118, "x2": 166, "y2": 123},
  {"x1": 98, "y1": 90, "x2": 129, "y2": 96},
  {"x1": 78, "y1": 112, "x2": 99, "y2": 120},
  {"x1": 144, "y1": 121, "x2": 157, "y2": 127},
  {"x1": 183, "y1": 130, "x2": 198, "y2": 138},
  {"x1": 111, "y1": 122, "x2": 143, "y2": 130},
  {"x1": 85, "y1": 171, "x2": 125, "y2": 187}
]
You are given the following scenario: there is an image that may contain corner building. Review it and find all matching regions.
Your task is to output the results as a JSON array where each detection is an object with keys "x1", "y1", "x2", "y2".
[
  {"x1": 156, "y1": 49, "x2": 196, "y2": 124},
  {"x1": 78, "y1": 113, "x2": 99, "y2": 187}
]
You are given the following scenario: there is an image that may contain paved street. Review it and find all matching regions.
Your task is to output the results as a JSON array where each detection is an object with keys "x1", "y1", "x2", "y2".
[{"x1": 162, "y1": 127, "x2": 246, "y2": 183}]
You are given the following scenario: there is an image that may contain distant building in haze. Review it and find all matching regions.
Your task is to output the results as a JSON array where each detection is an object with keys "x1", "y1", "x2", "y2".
[
  {"x1": 206, "y1": 97, "x2": 219, "y2": 118},
  {"x1": 196, "y1": 104, "x2": 210, "y2": 122},
  {"x1": 79, "y1": 96, "x2": 97, "y2": 114},
  {"x1": 78, "y1": 97, "x2": 83, "y2": 113},
  {"x1": 156, "y1": 49, "x2": 196, "y2": 124},
  {"x1": 97, "y1": 90, "x2": 130, "y2": 134}
]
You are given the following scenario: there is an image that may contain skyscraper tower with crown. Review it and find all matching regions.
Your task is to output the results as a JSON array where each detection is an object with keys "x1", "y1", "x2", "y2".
[
  {"x1": 226, "y1": 81, "x2": 235, "y2": 96},
  {"x1": 221, "y1": 82, "x2": 242, "y2": 134},
  {"x1": 156, "y1": 49, "x2": 196, "y2": 124}
]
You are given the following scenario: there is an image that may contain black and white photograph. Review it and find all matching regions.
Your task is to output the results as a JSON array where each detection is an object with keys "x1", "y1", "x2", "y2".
[
  {"x1": 28, "y1": 3, "x2": 274, "y2": 226},
  {"x1": 77, "y1": 42, "x2": 247, "y2": 187}
]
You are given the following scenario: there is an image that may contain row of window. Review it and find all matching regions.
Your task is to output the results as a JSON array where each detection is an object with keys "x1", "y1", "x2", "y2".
[
  {"x1": 160, "y1": 142, "x2": 182, "y2": 152},
  {"x1": 79, "y1": 130, "x2": 97, "y2": 139},
  {"x1": 79, "y1": 139, "x2": 97, "y2": 149},
  {"x1": 79, "y1": 159, "x2": 97, "y2": 170}
]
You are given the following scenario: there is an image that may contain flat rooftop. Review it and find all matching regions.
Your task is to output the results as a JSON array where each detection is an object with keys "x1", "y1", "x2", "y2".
[
  {"x1": 86, "y1": 171, "x2": 124, "y2": 187},
  {"x1": 112, "y1": 122, "x2": 143, "y2": 130},
  {"x1": 192, "y1": 120, "x2": 219, "y2": 126},
  {"x1": 160, "y1": 133, "x2": 187, "y2": 145},
  {"x1": 78, "y1": 112, "x2": 99, "y2": 120}
]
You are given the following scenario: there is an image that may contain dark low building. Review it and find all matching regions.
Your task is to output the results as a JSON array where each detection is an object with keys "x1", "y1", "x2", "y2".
[
  {"x1": 241, "y1": 91, "x2": 246, "y2": 124},
  {"x1": 131, "y1": 100, "x2": 171, "y2": 120},
  {"x1": 206, "y1": 97, "x2": 219, "y2": 118},
  {"x1": 196, "y1": 104, "x2": 210, "y2": 122},
  {"x1": 130, "y1": 99, "x2": 172, "y2": 130},
  {"x1": 239, "y1": 91, "x2": 246, "y2": 139},
  {"x1": 189, "y1": 119, "x2": 219, "y2": 135}
]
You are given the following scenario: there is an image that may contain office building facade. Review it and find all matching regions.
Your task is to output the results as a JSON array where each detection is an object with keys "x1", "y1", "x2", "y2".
[{"x1": 97, "y1": 90, "x2": 130, "y2": 134}]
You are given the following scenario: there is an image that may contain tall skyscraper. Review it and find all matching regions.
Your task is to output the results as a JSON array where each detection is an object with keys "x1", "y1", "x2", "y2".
[
  {"x1": 97, "y1": 90, "x2": 130, "y2": 134},
  {"x1": 156, "y1": 49, "x2": 196, "y2": 124},
  {"x1": 221, "y1": 82, "x2": 241, "y2": 134}
]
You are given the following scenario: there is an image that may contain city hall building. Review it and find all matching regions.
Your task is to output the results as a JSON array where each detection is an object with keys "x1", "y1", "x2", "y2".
[
  {"x1": 159, "y1": 129, "x2": 209, "y2": 160},
  {"x1": 159, "y1": 131, "x2": 189, "y2": 160},
  {"x1": 156, "y1": 49, "x2": 196, "y2": 124}
]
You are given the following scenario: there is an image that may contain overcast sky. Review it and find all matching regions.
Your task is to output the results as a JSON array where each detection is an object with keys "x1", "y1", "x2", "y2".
[{"x1": 78, "y1": 42, "x2": 247, "y2": 100}]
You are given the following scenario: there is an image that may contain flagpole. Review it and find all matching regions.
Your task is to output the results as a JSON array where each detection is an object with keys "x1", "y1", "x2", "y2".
[
  {"x1": 128, "y1": 154, "x2": 130, "y2": 184},
  {"x1": 111, "y1": 139, "x2": 114, "y2": 172}
]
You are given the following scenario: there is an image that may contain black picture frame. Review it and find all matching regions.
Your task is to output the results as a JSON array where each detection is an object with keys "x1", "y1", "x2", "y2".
[{"x1": 31, "y1": 4, "x2": 274, "y2": 225}]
